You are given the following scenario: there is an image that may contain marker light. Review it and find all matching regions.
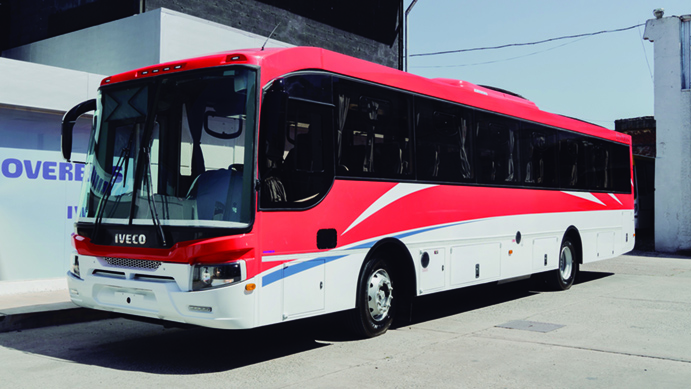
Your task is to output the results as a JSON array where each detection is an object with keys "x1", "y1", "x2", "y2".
[
  {"x1": 225, "y1": 54, "x2": 248, "y2": 63},
  {"x1": 245, "y1": 283, "x2": 256, "y2": 292}
]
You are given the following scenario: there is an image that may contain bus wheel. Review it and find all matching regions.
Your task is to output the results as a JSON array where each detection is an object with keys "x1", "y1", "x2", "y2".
[
  {"x1": 547, "y1": 238, "x2": 579, "y2": 291},
  {"x1": 350, "y1": 257, "x2": 395, "y2": 338}
]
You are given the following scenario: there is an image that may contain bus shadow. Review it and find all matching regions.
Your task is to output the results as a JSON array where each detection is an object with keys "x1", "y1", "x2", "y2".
[
  {"x1": 0, "y1": 271, "x2": 614, "y2": 375},
  {"x1": 399, "y1": 280, "x2": 538, "y2": 328},
  {"x1": 394, "y1": 270, "x2": 615, "y2": 329},
  {"x1": 0, "y1": 316, "x2": 333, "y2": 375},
  {"x1": 576, "y1": 270, "x2": 615, "y2": 284}
]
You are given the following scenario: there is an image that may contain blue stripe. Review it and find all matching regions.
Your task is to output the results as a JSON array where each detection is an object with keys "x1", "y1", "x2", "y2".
[
  {"x1": 261, "y1": 269, "x2": 283, "y2": 286},
  {"x1": 262, "y1": 255, "x2": 347, "y2": 287},
  {"x1": 261, "y1": 221, "x2": 478, "y2": 287},
  {"x1": 347, "y1": 220, "x2": 477, "y2": 251},
  {"x1": 347, "y1": 241, "x2": 376, "y2": 250}
]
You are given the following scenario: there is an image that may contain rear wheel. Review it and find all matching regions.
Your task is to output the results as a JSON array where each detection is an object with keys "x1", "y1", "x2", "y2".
[
  {"x1": 350, "y1": 257, "x2": 395, "y2": 338},
  {"x1": 547, "y1": 238, "x2": 579, "y2": 290}
]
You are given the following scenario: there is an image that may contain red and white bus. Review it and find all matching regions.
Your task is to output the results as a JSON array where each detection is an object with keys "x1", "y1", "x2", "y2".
[{"x1": 62, "y1": 47, "x2": 634, "y2": 337}]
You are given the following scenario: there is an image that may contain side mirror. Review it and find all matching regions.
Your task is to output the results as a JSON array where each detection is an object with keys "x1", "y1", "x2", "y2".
[{"x1": 62, "y1": 99, "x2": 96, "y2": 162}]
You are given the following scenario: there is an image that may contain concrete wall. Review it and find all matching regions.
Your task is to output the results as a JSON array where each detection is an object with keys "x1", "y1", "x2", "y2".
[
  {"x1": 0, "y1": 57, "x2": 102, "y2": 112},
  {"x1": 2, "y1": 8, "x2": 291, "y2": 77},
  {"x1": 158, "y1": 9, "x2": 292, "y2": 64},
  {"x1": 3, "y1": 11, "x2": 160, "y2": 76},
  {"x1": 644, "y1": 15, "x2": 691, "y2": 253},
  {"x1": 0, "y1": 59, "x2": 101, "y2": 283},
  {"x1": 146, "y1": 0, "x2": 401, "y2": 69}
]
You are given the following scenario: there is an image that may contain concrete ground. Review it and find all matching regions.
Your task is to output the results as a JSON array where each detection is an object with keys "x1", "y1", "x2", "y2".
[{"x1": 0, "y1": 253, "x2": 689, "y2": 388}]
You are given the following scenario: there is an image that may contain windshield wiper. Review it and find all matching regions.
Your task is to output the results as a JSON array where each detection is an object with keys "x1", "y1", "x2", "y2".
[
  {"x1": 93, "y1": 131, "x2": 134, "y2": 241},
  {"x1": 143, "y1": 146, "x2": 167, "y2": 247}
]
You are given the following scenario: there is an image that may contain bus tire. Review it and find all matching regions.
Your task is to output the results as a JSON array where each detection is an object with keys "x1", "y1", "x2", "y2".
[
  {"x1": 349, "y1": 256, "x2": 395, "y2": 338},
  {"x1": 547, "y1": 237, "x2": 579, "y2": 291}
]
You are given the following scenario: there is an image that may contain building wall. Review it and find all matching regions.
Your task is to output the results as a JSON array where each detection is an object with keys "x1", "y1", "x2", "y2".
[
  {"x1": 2, "y1": 8, "x2": 291, "y2": 77},
  {"x1": 0, "y1": 58, "x2": 100, "y2": 282},
  {"x1": 3, "y1": 10, "x2": 162, "y2": 76},
  {"x1": 644, "y1": 15, "x2": 691, "y2": 252},
  {"x1": 157, "y1": 9, "x2": 292, "y2": 64},
  {"x1": 0, "y1": 0, "x2": 141, "y2": 52},
  {"x1": 615, "y1": 117, "x2": 656, "y2": 234},
  {"x1": 146, "y1": 0, "x2": 401, "y2": 68},
  {"x1": 614, "y1": 116, "x2": 656, "y2": 158}
]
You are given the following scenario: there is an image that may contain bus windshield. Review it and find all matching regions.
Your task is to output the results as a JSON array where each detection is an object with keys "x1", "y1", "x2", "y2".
[{"x1": 78, "y1": 67, "x2": 257, "y2": 229}]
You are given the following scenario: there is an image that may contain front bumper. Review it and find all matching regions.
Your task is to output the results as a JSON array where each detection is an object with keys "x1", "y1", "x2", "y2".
[{"x1": 67, "y1": 254, "x2": 257, "y2": 330}]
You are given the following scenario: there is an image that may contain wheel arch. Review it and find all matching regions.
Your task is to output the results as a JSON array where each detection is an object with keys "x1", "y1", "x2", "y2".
[
  {"x1": 563, "y1": 226, "x2": 583, "y2": 264},
  {"x1": 355, "y1": 238, "x2": 417, "y2": 307}
]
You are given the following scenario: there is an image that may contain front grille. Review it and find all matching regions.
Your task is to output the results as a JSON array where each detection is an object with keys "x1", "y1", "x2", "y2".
[{"x1": 104, "y1": 257, "x2": 162, "y2": 270}]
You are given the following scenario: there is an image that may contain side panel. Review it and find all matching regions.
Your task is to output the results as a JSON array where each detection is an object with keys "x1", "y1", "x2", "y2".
[
  {"x1": 532, "y1": 237, "x2": 560, "y2": 272},
  {"x1": 283, "y1": 258, "x2": 325, "y2": 319},
  {"x1": 418, "y1": 247, "x2": 445, "y2": 293},
  {"x1": 597, "y1": 232, "x2": 616, "y2": 259},
  {"x1": 254, "y1": 180, "x2": 635, "y2": 326},
  {"x1": 450, "y1": 243, "x2": 501, "y2": 286}
]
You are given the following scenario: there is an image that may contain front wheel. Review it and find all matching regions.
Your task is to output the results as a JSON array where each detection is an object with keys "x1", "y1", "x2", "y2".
[
  {"x1": 546, "y1": 238, "x2": 579, "y2": 290},
  {"x1": 349, "y1": 257, "x2": 395, "y2": 338}
]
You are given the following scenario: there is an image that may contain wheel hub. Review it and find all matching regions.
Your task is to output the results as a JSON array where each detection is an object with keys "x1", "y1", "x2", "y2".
[
  {"x1": 560, "y1": 245, "x2": 573, "y2": 280},
  {"x1": 367, "y1": 269, "x2": 393, "y2": 322}
]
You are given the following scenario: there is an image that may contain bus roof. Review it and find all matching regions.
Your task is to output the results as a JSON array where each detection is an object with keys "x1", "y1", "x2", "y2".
[{"x1": 100, "y1": 46, "x2": 630, "y2": 145}]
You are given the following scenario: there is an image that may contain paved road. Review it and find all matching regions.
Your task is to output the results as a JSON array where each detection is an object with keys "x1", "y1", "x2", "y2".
[{"x1": 1, "y1": 254, "x2": 690, "y2": 388}]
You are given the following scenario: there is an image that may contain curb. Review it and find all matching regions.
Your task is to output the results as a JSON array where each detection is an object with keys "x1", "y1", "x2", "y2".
[{"x1": 0, "y1": 302, "x2": 114, "y2": 333}]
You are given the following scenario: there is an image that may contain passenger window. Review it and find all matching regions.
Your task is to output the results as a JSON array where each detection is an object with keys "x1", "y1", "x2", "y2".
[
  {"x1": 558, "y1": 135, "x2": 581, "y2": 189},
  {"x1": 475, "y1": 112, "x2": 519, "y2": 184},
  {"x1": 591, "y1": 140, "x2": 611, "y2": 190},
  {"x1": 517, "y1": 124, "x2": 557, "y2": 187},
  {"x1": 334, "y1": 78, "x2": 413, "y2": 179},
  {"x1": 611, "y1": 143, "x2": 631, "y2": 193},
  {"x1": 283, "y1": 74, "x2": 333, "y2": 104},
  {"x1": 415, "y1": 97, "x2": 473, "y2": 182}
]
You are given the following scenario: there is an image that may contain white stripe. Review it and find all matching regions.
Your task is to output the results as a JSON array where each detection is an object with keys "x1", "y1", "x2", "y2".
[
  {"x1": 342, "y1": 183, "x2": 437, "y2": 235},
  {"x1": 561, "y1": 191, "x2": 605, "y2": 206},
  {"x1": 608, "y1": 193, "x2": 622, "y2": 205}
]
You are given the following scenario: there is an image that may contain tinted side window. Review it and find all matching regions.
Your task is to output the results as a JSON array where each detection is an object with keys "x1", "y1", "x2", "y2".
[
  {"x1": 557, "y1": 132, "x2": 631, "y2": 193},
  {"x1": 259, "y1": 76, "x2": 334, "y2": 209},
  {"x1": 334, "y1": 78, "x2": 413, "y2": 179},
  {"x1": 475, "y1": 112, "x2": 519, "y2": 184},
  {"x1": 558, "y1": 133, "x2": 582, "y2": 189},
  {"x1": 283, "y1": 74, "x2": 333, "y2": 104},
  {"x1": 590, "y1": 140, "x2": 611, "y2": 190},
  {"x1": 611, "y1": 143, "x2": 631, "y2": 193},
  {"x1": 415, "y1": 97, "x2": 473, "y2": 182},
  {"x1": 518, "y1": 123, "x2": 558, "y2": 187}
]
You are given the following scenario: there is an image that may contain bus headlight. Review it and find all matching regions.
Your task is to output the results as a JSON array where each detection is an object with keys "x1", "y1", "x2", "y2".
[{"x1": 192, "y1": 261, "x2": 244, "y2": 291}]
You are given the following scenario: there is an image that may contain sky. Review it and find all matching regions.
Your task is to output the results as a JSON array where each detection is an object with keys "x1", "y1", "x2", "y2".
[{"x1": 406, "y1": 0, "x2": 690, "y2": 129}]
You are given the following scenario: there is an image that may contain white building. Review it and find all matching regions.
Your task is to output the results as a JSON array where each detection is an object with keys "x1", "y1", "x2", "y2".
[{"x1": 644, "y1": 12, "x2": 691, "y2": 253}]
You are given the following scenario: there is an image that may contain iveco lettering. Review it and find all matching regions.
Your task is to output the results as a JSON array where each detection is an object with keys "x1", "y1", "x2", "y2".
[{"x1": 114, "y1": 234, "x2": 147, "y2": 245}]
